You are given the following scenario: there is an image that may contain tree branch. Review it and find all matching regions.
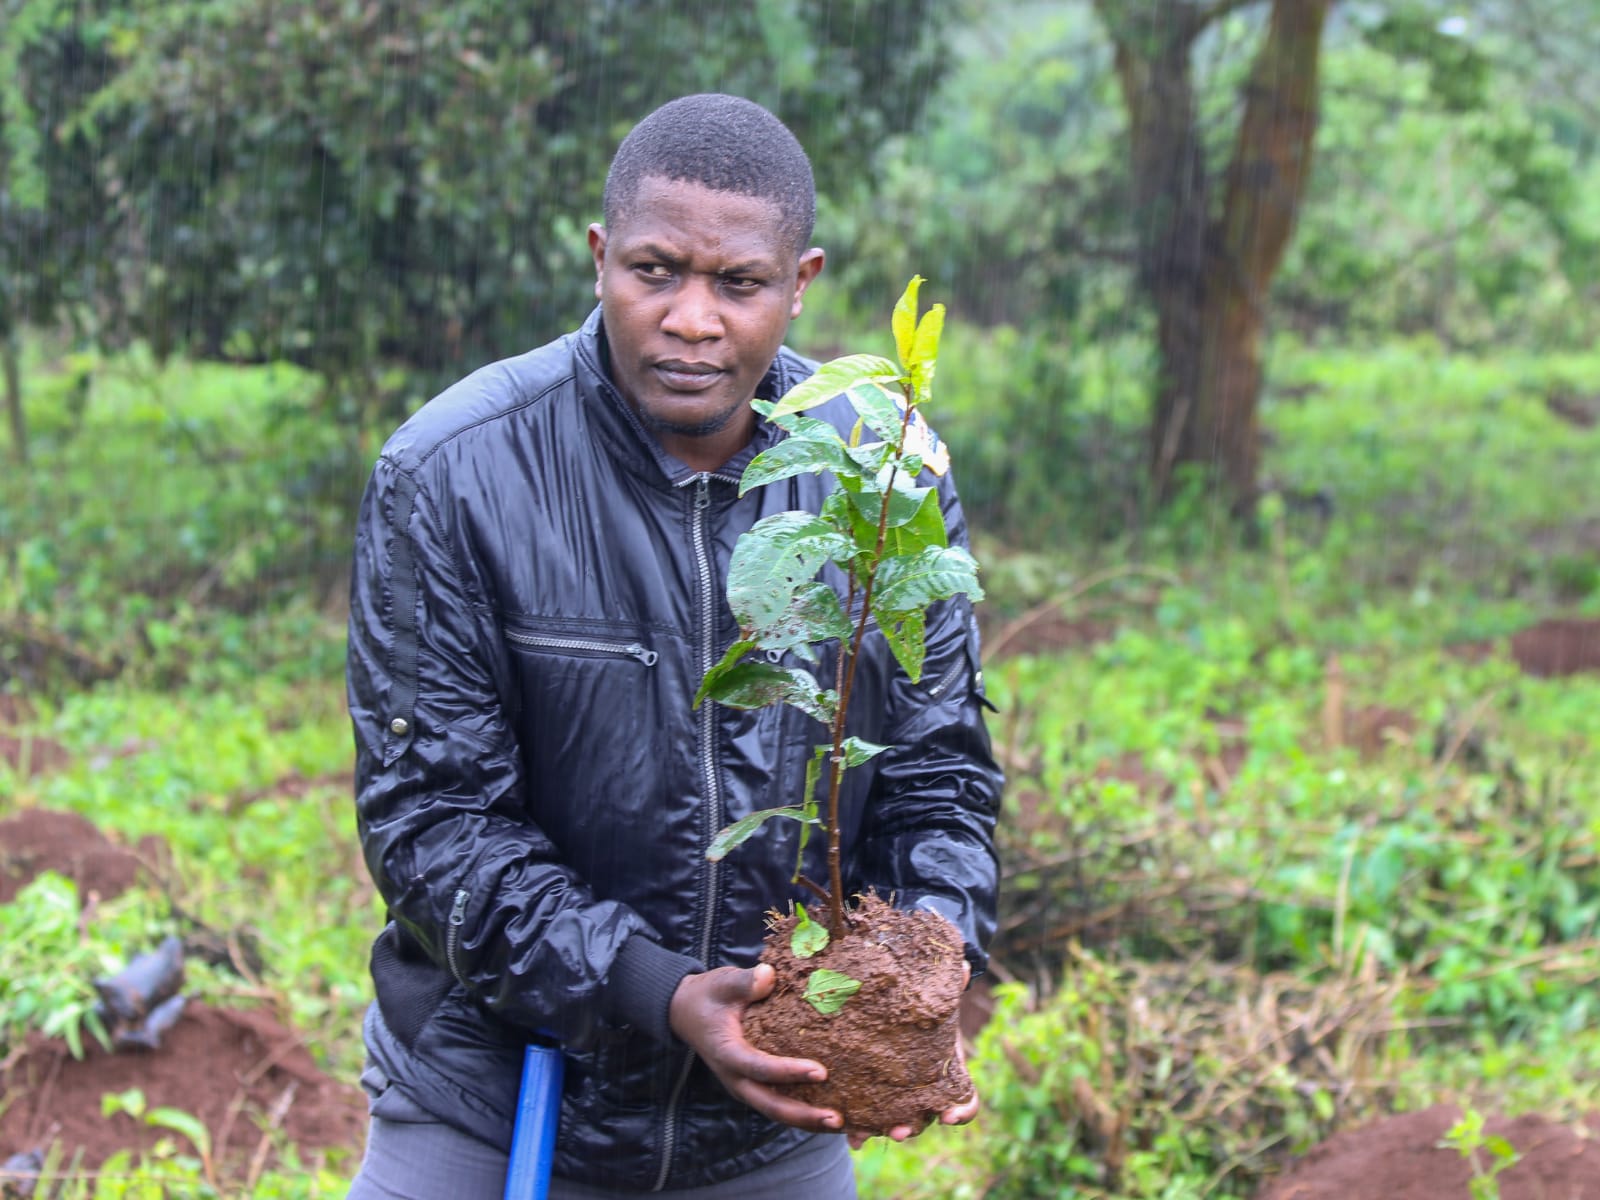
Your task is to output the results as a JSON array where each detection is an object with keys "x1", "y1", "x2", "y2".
[{"x1": 1190, "y1": 0, "x2": 1271, "y2": 31}]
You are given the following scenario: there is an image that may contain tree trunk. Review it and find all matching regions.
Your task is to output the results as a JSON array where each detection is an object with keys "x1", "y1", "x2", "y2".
[
  {"x1": 1102, "y1": 0, "x2": 1332, "y2": 509},
  {"x1": 2, "y1": 328, "x2": 26, "y2": 467}
]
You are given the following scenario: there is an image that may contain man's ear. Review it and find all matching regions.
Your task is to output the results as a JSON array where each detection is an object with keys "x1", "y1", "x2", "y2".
[
  {"x1": 790, "y1": 248, "x2": 826, "y2": 319},
  {"x1": 588, "y1": 224, "x2": 607, "y2": 300}
]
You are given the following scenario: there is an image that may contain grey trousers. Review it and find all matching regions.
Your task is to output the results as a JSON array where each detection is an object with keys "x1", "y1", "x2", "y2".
[{"x1": 345, "y1": 1069, "x2": 858, "y2": 1200}]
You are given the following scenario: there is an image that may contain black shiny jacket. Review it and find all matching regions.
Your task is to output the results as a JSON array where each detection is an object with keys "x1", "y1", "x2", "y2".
[{"x1": 346, "y1": 308, "x2": 1002, "y2": 1191}]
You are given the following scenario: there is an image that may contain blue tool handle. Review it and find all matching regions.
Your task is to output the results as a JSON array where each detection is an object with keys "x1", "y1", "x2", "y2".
[{"x1": 504, "y1": 1043, "x2": 563, "y2": 1200}]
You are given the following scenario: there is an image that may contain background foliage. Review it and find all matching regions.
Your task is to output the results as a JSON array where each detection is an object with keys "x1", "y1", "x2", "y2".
[{"x1": 3, "y1": 0, "x2": 1600, "y2": 1197}]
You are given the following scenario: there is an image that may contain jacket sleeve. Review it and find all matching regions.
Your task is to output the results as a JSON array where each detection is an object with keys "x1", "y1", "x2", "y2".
[
  {"x1": 346, "y1": 456, "x2": 700, "y2": 1050},
  {"x1": 852, "y1": 470, "x2": 1003, "y2": 976}
]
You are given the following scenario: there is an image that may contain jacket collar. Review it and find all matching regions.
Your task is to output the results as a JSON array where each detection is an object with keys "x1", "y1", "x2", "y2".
[{"x1": 572, "y1": 306, "x2": 800, "y2": 490}]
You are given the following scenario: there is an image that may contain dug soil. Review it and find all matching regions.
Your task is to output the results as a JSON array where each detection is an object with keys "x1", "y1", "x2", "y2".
[
  {"x1": 743, "y1": 895, "x2": 971, "y2": 1136},
  {"x1": 0, "y1": 806, "x2": 365, "y2": 1187},
  {"x1": 0, "y1": 1004, "x2": 366, "y2": 1183},
  {"x1": 1256, "y1": 1104, "x2": 1600, "y2": 1199},
  {"x1": 0, "y1": 809, "x2": 161, "y2": 906}
]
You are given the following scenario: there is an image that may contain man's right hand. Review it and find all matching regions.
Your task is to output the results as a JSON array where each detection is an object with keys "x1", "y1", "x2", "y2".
[{"x1": 669, "y1": 964, "x2": 844, "y2": 1134}]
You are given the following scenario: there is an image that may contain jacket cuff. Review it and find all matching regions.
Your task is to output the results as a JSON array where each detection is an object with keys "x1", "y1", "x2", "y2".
[{"x1": 603, "y1": 935, "x2": 704, "y2": 1044}]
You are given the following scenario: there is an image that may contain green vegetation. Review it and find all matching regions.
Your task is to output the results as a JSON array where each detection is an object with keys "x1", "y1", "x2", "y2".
[
  {"x1": 4, "y1": 1, "x2": 1600, "y2": 1194},
  {"x1": 4, "y1": 325, "x2": 1596, "y2": 1196}
]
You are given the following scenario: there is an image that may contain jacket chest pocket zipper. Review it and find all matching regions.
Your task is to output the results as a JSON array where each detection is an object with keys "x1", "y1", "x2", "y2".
[
  {"x1": 445, "y1": 888, "x2": 469, "y2": 987},
  {"x1": 506, "y1": 631, "x2": 659, "y2": 667}
]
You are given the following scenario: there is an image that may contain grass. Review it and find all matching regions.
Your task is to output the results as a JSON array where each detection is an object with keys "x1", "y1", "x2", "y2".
[{"x1": 2, "y1": 332, "x2": 1599, "y2": 1197}]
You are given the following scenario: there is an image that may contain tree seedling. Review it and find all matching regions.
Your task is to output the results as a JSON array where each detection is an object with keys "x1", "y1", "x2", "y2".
[
  {"x1": 695, "y1": 275, "x2": 981, "y2": 1013},
  {"x1": 1438, "y1": 1108, "x2": 1521, "y2": 1200}
]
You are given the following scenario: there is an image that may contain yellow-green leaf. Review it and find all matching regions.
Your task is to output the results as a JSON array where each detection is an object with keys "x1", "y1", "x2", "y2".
[
  {"x1": 771, "y1": 354, "x2": 901, "y2": 419},
  {"x1": 892, "y1": 275, "x2": 924, "y2": 369}
]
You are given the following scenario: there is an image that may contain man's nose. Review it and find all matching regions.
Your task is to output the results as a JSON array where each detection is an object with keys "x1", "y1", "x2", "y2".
[{"x1": 661, "y1": 278, "x2": 723, "y2": 341}]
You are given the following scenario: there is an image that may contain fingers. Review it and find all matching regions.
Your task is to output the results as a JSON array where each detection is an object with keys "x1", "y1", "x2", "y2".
[
  {"x1": 713, "y1": 1036, "x2": 827, "y2": 1086},
  {"x1": 722, "y1": 1077, "x2": 842, "y2": 1134},
  {"x1": 940, "y1": 1090, "x2": 980, "y2": 1125}
]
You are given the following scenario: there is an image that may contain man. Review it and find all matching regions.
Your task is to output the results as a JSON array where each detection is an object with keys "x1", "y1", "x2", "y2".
[{"x1": 345, "y1": 94, "x2": 1001, "y2": 1199}]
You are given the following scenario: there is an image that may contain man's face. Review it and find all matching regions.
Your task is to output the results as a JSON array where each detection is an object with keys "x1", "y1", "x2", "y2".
[{"x1": 589, "y1": 177, "x2": 824, "y2": 471}]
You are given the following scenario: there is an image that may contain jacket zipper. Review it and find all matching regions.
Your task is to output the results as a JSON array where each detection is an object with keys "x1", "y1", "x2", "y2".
[
  {"x1": 505, "y1": 631, "x2": 659, "y2": 667},
  {"x1": 654, "y1": 472, "x2": 725, "y2": 1191},
  {"x1": 445, "y1": 888, "x2": 469, "y2": 987},
  {"x1": 925, "y1": 655, "x2": 966, "y2": 699}
]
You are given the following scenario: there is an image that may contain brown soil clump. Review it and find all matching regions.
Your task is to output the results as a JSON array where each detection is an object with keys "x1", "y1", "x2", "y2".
[
  {"x1": 0, "y1": 1003, "x2": 365, "y2": 1183},
  {"x1": 1510, "y1": 618, "x2": 1600, "y2": 678},
  {"x1": 0, "y1": 810, "x2": 162, "y2": 905},
  {"x1": 1257, "y1": 1104, "x2": 1600, "y2": 1199},
  {"x1": 743, "y1": 895, "x2": 972, "y2": 1136}
]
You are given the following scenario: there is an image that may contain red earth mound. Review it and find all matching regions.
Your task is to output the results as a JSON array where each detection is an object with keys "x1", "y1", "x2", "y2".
[
  {"x1": 1, "y1": 806, "x2": 365, "y2": 1189},
  {"x1": 1256, "y1": 1104, "x2": 1600, "y2": 1199},
  {"x1": 0, "y1": 1003, "x2": 366, "y2": 1185},
  {"x1": 0, "y1": 809, "x2": 162, "y2": 906}
]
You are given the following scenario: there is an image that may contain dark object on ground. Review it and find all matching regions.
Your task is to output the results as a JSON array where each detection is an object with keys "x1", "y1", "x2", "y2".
[
  {"x1": 0, "y1": 810, "x2": 159, "y2": 905},
  {"x1": 1256, "y1": 1104, "x2": 1600, "y2": 1199},
  {"x1": 743, "y1": 896, "x2": 971, "y2": 1136},
  {"x1": 94, "y1": 935, "x2": 184, "y2": 1028},
  {"x1": 111, "y1": 992, "x2": 188, "y2": 1052},
  {"x1": 0, "y1": 1003, "x2": 364, "y2": 1181},
  {"x1": 0, "y1": 1149, "x2": 42, "y2": 1199}
]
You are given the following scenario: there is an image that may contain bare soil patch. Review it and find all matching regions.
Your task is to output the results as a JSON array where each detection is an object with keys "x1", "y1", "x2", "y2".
[
  {"x1": 1257, "y1": 1104, "x2": 1600, "y2": 1199},
  {"x1": 0, "y1": 810, "x2": 162, "y2": 906},
  {"x1": 0, "y1": 1004, "x2": 364, "y2": 1185},
  {"x1": 1545, "y1": 389, "x2": 1600, "y2": 428},
  {"x1": 1509, "y1": 618, "x2": 1600, "y2": 678}
]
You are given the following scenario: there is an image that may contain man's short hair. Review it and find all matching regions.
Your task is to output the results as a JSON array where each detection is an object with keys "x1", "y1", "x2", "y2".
[{"x1": 602, "y1": 94, "x2": 816, "y2": 255}]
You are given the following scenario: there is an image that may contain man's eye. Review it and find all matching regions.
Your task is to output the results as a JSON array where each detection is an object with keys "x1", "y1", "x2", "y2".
[
  {"x1": 724, "y1": 276, "x2": 761, "y2": 290},
  {"x1": 637, "y1": 265, "x2": 671, "y2": 279}
]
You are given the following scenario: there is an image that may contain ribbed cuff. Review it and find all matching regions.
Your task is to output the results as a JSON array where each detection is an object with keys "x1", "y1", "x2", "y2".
[{"x1": 603, "y1": 935, "x2": 704, "y2": 1044}]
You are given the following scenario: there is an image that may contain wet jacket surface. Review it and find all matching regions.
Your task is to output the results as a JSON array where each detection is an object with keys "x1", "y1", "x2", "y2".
[{"x1": 346, "y1": 308, "x2": 1002, "y2": 1191}]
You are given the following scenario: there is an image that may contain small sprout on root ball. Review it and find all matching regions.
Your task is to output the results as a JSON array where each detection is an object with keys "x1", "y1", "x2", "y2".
[
  {"x1": 803, "y1": 968, "x2": 862, "y2": 1015},
  {"x1": 791, "y1": 903, "x2": 829, "y2": 958}
]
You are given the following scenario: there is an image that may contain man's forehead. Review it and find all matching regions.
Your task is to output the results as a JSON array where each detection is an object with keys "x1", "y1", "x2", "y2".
[{"x1": 609, "y1": 176, "x2": 792, "y2": 260}]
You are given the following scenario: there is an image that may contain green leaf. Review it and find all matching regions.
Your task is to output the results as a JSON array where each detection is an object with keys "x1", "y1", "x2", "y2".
[
  {"x1": 103, "y1": 1088, "x2": 147, "y2": 1119},
  {"x1": 839, "y1": 736, "x2": 891, "y2": 768},
  {"x1": 147, "y1": 1107, "x2": 212, "y2": 1160},
  {"x1": 695, "y1": 639, "x2": 758, "y2": 707},
  {"x1": 740, "y1": 431, "x2": 855, "y2": 494},
  {"x1": 791, "y1": 904, "x2": 829, "y2": 958},
  {"x1": 845, "y1": 380, "x2": 905, "y2": 444},
  {"x1": 847, "y1": 476, "x2": 933, "y2": 531},
  {"x1": 892, "y1": 275, "x2": 923, "y2": 369},
  {"x1": 771, "y1": 354, "x2": 900, "y2": 419},
  {"x1": 872, "y1": 545, "x2": 983, "y2": 613},
  {"x1": 697, "y1": 659, "x2": 838, "y2": 725},
  {"x1": 726, "y1": 512, "x2": 854, "y2": 632},
  {"x1": 803, "y1": 968, "x2": 862, "y2": 1015},
  {"x1": 707, "y1": 806, "x2": 813, "y2": 862},
  {"x1": 753, "y1": 402, "x2": 843, "y2": 445},
  {"x1": 795, "y1": 743, "x2": 829, "y2": 879},
  {"x1": 910, "y1": 303, "x2": 946, "y2": 398},
  {"x1": 879, "y1": 609, "x2": 927, "y2": 682}
]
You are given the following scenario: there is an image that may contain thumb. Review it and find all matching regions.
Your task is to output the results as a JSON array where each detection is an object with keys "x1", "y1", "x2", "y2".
[{"x1": 714, "y1": 962, "x2": 774, "y2": 1005}]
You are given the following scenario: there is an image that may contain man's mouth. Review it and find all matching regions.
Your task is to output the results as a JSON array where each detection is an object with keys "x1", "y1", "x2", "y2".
[{"x1": 652, "y1": 361, "x2": 725, "y2": 391}]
